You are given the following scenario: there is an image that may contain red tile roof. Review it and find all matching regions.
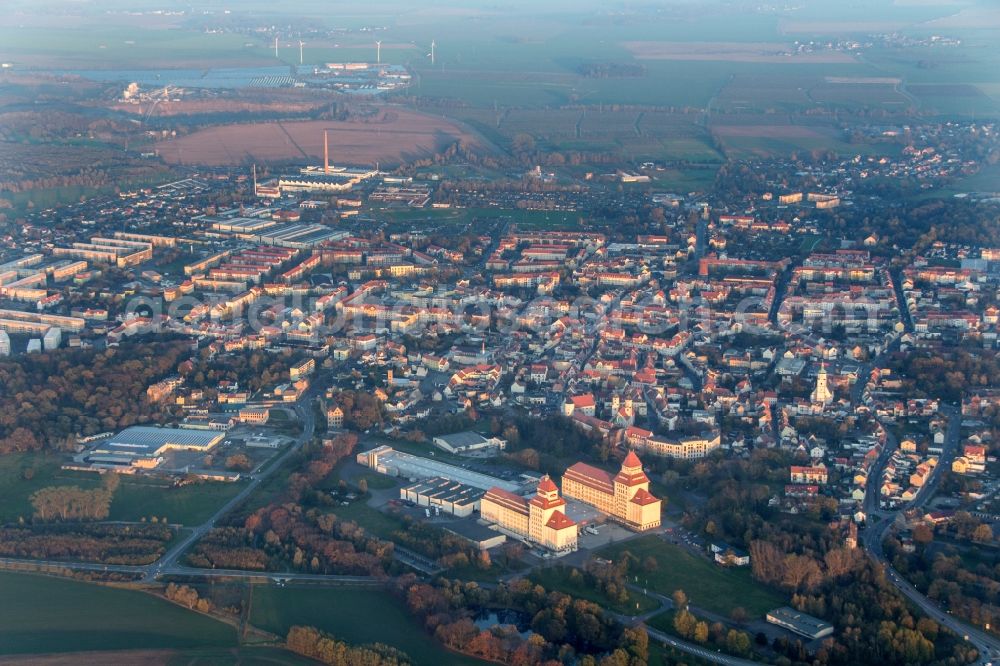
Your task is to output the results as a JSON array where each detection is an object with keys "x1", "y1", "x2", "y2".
[
  {"x1": 546, "y1": 510, "x2": 576, "y2": 531},
  {"x1": 537, "y1": 475, "x2": 558, "y2": 493},
  {"x1": 483, "y1": 487, "x2": 528, "y2": 516},
  {"x1": 563, "y1": 462, "x2": 614, "y2": 495},
  {"x1": 630, "y1": 487, "x2": 660, "y2": 506}
]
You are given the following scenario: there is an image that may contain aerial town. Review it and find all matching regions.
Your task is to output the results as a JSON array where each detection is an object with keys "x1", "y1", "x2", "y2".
[{"x1": 1, "y1": 1, "x2": 1000, "y2": 665}]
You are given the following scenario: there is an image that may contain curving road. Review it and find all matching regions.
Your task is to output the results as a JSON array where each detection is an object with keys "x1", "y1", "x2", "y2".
[
  {"x1": 644, "y1": 625, "x2": 761, "y2": 666},
  {"x1": 862, "y1": 404, "x2": 1000, "y2": 664}
]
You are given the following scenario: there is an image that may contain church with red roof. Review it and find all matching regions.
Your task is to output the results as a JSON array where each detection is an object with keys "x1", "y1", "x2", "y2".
[{"x1": 562, "y1": 450, "x2": 662, "y2": 531}]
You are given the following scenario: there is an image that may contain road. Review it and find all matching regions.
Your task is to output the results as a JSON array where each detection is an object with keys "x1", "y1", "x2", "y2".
[
  {"x1": 604, "y1": 583, "x2": 762, "y2": 666},
  {"x1": 1, "y1": 392, "x2": 319, "y2": 584},
  {"x1": 3, "y1": 391, "x2": 431, "y2": 586},
  {"x1": 645, "y1": 625, "x2": 761, "y2": 666},
  {"x1": 861, "y1": 404, "x2": 1000, "y2": 663},
  {"x1": 148, "y1": 395, "x2": 318, "y2": 580}
]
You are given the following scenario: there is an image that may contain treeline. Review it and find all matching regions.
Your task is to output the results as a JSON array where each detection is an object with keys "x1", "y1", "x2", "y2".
[
  {"x1": 326, "y1": 391, "x2": 384, "y2": 432},
  {"x1": 891, "y1": 348, "x2": 1000, "y2": 404},
  {"x1": 30, "y1": 472, "x2": 120, "y2": 521},
  {"x1": 671, "y1": 601, "x2": 753, "y2": 658},
  {"x1": 286, "y1": 625, "x2": 411, "y2": 666},
  {"x1": 165, "y1": 582, "x2": 213, "y2": 613},
  {"x1": 397, "y1": 139, "x2": 504, "y2": 172},
  {"x1": 0, "y1": 522, "x2": 171, "y2": 565},
  {"x1": 188, "y1": 433, "x2": 393, "y2": 575},
  {"x1": 241, "y1": 503, "x2": 391, "y2": 576},
  {"x1": 0, "y1": 341, "x2": 190, "y2": 454},
  {"x1": 30, "y1": 485, "x2": 113, "y2": 521},
  {"x1": 0, "y1": 141, "x2": 167, "y2": 196},
  {"x1": 750, "y1": 540, "x2": 866, "y2": 595},
  {"x1": 848, "y1": 200, "x2": 1000, "y2": 255},
  {"x1": 502, "y1": 415, "x2": 605, "y2": 475},
  {"x1": 888, "y1": 514, "x2": 1000, "y2": 638},
  {"x1": 391, "y1": 575, "x2": 649, "y2": 666},
  {"x1": 407, "y1": 412, "x2": 606, "y2": 476},
  {"x1": 183, "y1": 350, "x2": 293, "y2": 397},
  {"x1": 388, "y1": 517, "x2": 491, "y2": 571},
  {"x1": 684, "y1": 451, "x2": 978, "y2": 665}
]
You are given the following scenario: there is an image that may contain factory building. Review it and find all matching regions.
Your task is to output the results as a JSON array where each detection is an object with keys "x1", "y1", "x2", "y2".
[
  {"x1": 480, "y1": 476, "x2": 577, "y2": 552},
  {"x1": 87, "y1": 425, "x2": 225, "y2": 469},
  {"x1": 561, "y1": 451, "x2": 661, "y2": 531},
  {"x1": 400, "y1": 476, "x2": 485, "y2": 518},
  {"x1": 358, "y1": 445, "x2": 520, "y2": 492}
]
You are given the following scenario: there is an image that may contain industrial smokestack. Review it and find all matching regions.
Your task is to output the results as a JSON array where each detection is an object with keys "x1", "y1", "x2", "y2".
[{"x1": 324, "y1": 129, "x2": 329, "y2": 175}]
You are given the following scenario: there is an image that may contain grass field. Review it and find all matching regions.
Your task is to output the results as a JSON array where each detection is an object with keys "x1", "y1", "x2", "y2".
[
  {"x1": 0, "y1": 453, "x2": 102, "y2": 524},
  {"x1": 529, "y1": 566, "x2": 660, "y2": 615},
  {"x1": 599, "y1": 536, "x2": 784, "y2": 618},
  {"x1": 109, "y1": 478, "x2": 248, "y2": 526},
  {"x1": 946, "y1": 163, "x2": 1000, "y2": 194},
  {"x1": 0, "y1": 26, "x2": 270, "y2": 69},
  {"x1": 319, "y1": 499, "x2": 407, "y2": 542},
  {"x1": 0, "y1": 452, "x2": 246, "y2": 526},
  {"x1": 650, "y1": 167, "x2": 720, "y2": 193},
  {"x1": 249, "y1": 585, "x2": 485, "y2": 665},
  {"x1": 0, "y1": 572, "x2": 237, "y2": 654}
]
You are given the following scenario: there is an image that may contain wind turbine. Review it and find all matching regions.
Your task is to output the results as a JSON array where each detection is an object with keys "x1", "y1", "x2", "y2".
[
  {"x1": 375, "y1": 40, "x2": 381, "y2": 64},
  {"x1": 430, "y1": 39, "x2": 436, "y2": 66},
  {"x1": 299, "y1": 40, "x2": 305, "y2": 65}
]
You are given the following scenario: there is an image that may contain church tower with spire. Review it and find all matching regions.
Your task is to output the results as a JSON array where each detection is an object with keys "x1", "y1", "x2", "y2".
[{"x1": 811, "y1": 363, "x2": 833, "y2": 405}]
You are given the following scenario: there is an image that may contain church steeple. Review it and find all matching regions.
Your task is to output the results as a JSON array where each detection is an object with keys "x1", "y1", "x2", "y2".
[{"x1": 811, "y1": 362, "x2": 832, "y2": 405}]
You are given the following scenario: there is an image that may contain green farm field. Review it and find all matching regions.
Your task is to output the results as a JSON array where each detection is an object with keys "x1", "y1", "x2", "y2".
[
  {"x1": 529, "y1": 566, "x2": 660, "y2": 615},
  {"x1": 0, "y1": 452, "x2": 245, "y2": 526},
  {"x1": 0, "y1": 572, "x2": 236, "y2": 654},
  {"x1": 599, "y1": 536, "x2": 785, "y2": 618},
  {"x1": 0, "y1": 453, "x2": 102, "y2": 524},
  {"x1": 0, "y1": 26, "x2": 271, "y2": 69},
  {"x1": 249, "y1": 585, "x2": 486, "y2": 665},
  {"x1": 108, "y1": 477, "x2": 248, "y2": 526}
]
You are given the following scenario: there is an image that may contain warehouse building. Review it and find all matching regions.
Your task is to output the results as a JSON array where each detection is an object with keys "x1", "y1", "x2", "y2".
[
  {"x1": 87, "y1": 425, "x2": 225, "y2": 469},
  {"x1": 400, "y1": 476, "x2": 485, "y2": 517},
  {"x1": 358, "y1": 445, "x2": 520, "y2": 492},
  {"x1": 431, "y1": 431, "x2": 506, "y2": 454},
  {"x1": 766, "y1": 607, "x2": 834, "y2": 640},
  {"x1": 443, "y1": 521, "x2": 507, "y2": 550}
]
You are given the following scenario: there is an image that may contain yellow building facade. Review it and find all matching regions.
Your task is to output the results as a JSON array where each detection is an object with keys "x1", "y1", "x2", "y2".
[
  {"x1": 481, "y1": 476, "x2": 577, "y2": 552},
  {"x1": 562, "y1": 451, "x2": 661, "y2": 531}
]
